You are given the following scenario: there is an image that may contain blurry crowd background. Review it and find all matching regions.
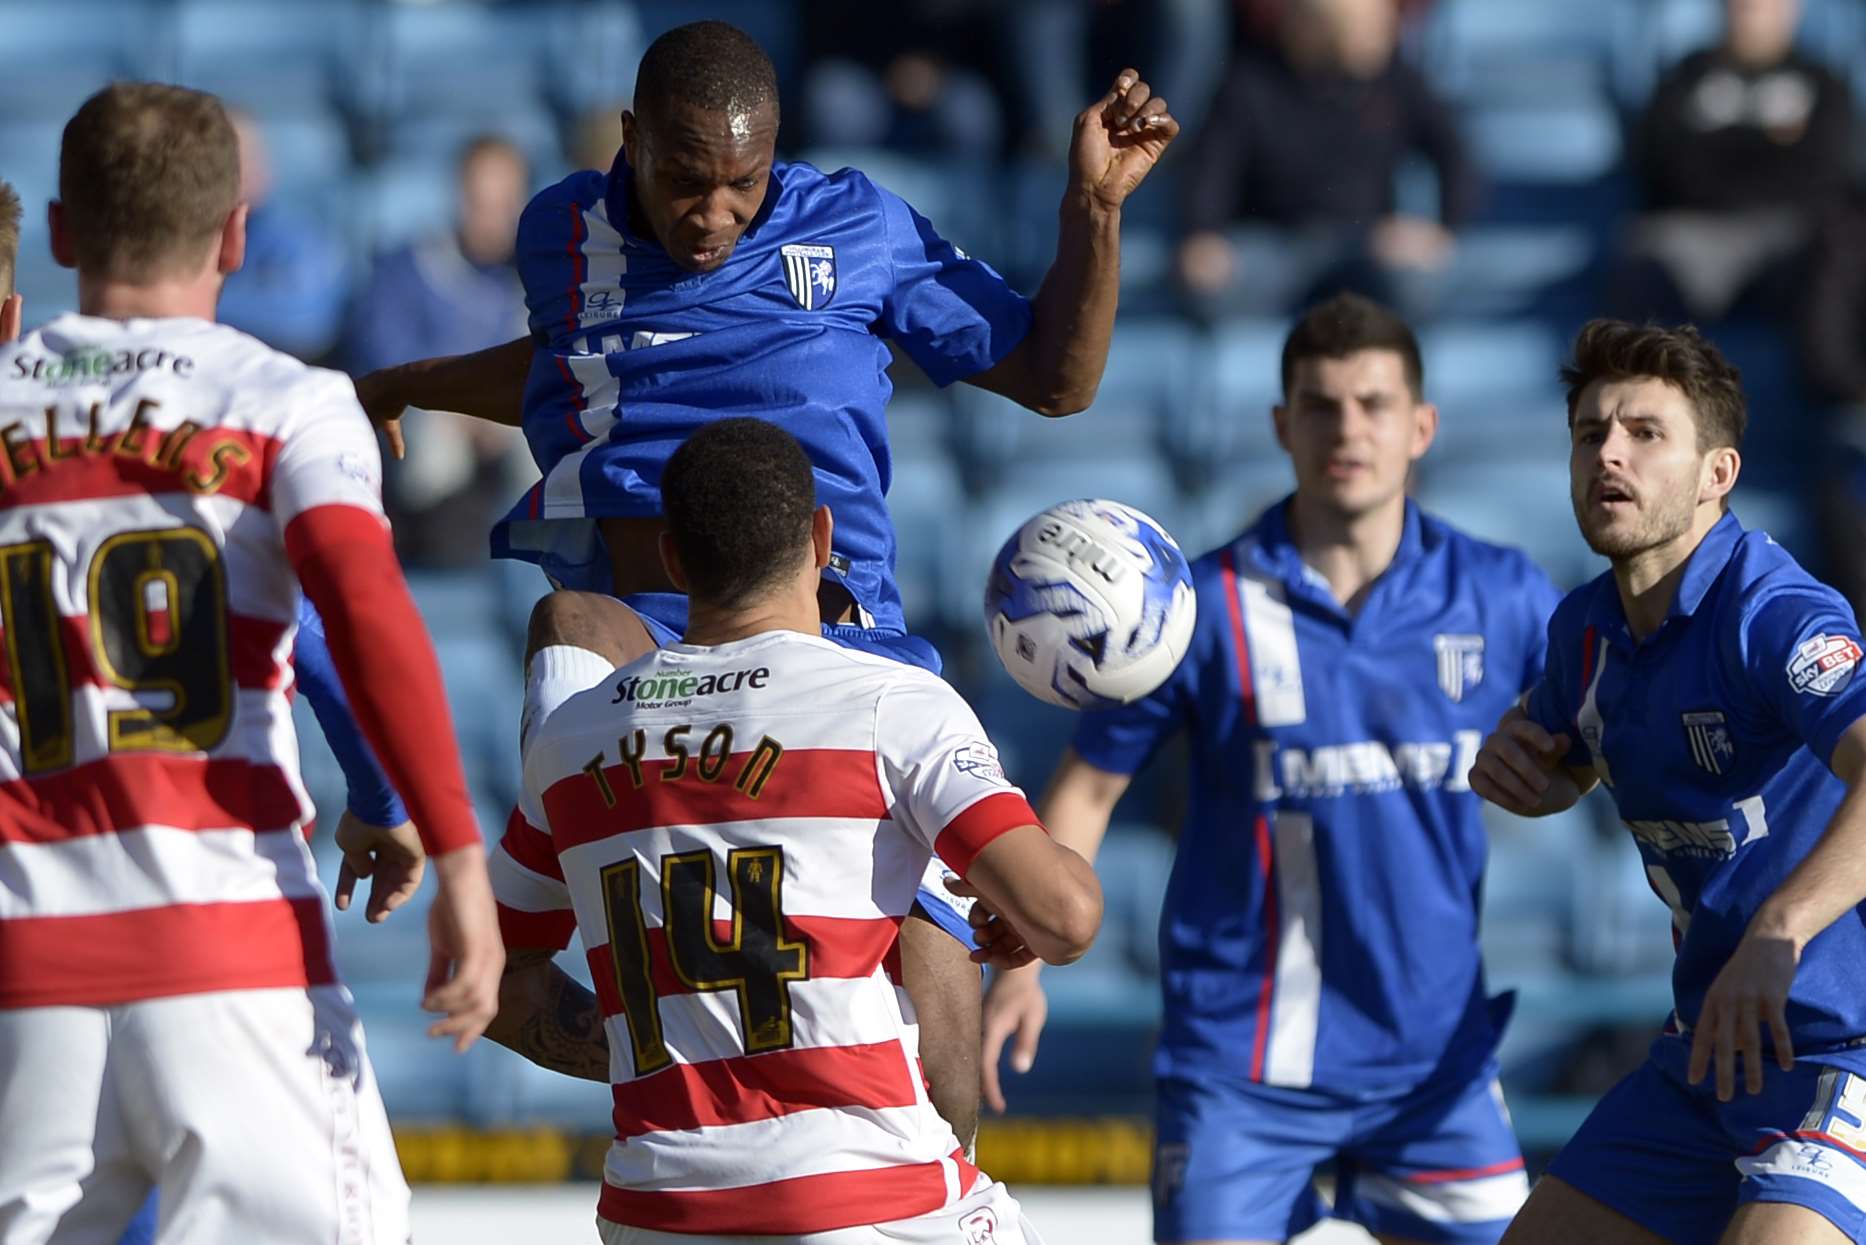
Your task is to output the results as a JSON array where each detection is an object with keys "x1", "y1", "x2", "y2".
[{"x1": 5, "y1": 0, "x2": 1865, "y2": 1168}]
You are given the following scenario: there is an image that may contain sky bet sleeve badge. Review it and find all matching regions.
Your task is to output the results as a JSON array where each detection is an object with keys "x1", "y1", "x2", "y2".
[{"x1": 1788, "y1": 633, "x2": 1863, "y2": 697}]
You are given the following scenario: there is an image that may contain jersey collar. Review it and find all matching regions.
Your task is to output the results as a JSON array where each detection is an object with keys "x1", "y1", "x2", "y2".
[
  {"x1": 1584, "y1": 508, "x2": 1745, "y2": 637},
  {"x1": 1242, "y1": 495, "x2": 1426, "y2": 615},
  {"x1": 602, "y1": 152, "x2": 783, "y2": 257}
]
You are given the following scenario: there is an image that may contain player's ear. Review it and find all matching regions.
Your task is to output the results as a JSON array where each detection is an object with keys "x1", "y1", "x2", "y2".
[
  {"x1": 620, "y1": 110, "x2": 639, "y2": 165},
  {"x1": 47, "y1": 201, "x2": 75, "y2": 269},
  {"x1": 811, "y1": 505, "x2": 833, "y2": 571},
  {"x1": 217, "y1": 202, "x2": 249, "y2": 276},
  {"x1": 0, "y1": 294, "x2": 21, "y2": 346},
  {"x1": 1271, "y1": 403, "x2": 1292, "y2": 453},
  {"x1": 1411, "y1": 400, "x2": 1439, "y2": 461},
  {"x1": 1702, "y1": 444, "x2": 1741, "y2": 506},
  {"x1": 658, "y1": 530, "x2": 690, "y2": 594}
]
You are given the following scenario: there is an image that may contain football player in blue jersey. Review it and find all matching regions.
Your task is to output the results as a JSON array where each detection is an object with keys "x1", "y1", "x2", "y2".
[
  {"x1": 981, "y1": 293, "x2": 1560, "y2": 1245},
  {"x1": 1472, "y1": 320, "x2": 1866, "y2": 1245},
  {"x1": 351, "y1": 20, "x2": 1178, "y2": 1149}
]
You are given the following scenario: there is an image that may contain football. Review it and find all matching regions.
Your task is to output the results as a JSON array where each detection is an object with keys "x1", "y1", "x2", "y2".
[{"x1": 984, "y1": 499, "x2": 1197, "y2": 710}]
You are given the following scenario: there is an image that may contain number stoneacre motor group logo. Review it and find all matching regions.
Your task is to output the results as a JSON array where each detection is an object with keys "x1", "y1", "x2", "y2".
[
  {"x1": 611, "y1": 666, "x2": 770, "y2": 707},
  {"x1": 1789, "y1": 634, "x2": 1863, "y2": 697}
]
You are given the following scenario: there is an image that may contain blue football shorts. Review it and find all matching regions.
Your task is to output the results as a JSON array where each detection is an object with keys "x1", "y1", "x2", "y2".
[
  {"x1": 1153, "y1": 1061, "x2": 1528, "y2": 1244},
  {"x1": 1549, "y1": 1035, "x2": 1866, "y2": 1242}
]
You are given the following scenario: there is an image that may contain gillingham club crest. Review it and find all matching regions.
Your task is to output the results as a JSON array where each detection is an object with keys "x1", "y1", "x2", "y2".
[
  {"x1": 780, "y1": 243, "x2": 836, "y2": 309},
  {"x1": 1682, "y1": 709, "x2": 1736, "y2": 775},
  {"x1": 1433, "y1": 633, "x2": 1485, "y2": 703}
]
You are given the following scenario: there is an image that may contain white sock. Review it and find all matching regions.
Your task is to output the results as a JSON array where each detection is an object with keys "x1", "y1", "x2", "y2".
[{"x1": 521, "y1": 645, "x2": 620, "y2": 750}]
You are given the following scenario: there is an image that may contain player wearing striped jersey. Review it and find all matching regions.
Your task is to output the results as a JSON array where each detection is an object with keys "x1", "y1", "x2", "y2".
[
  {"x1": 0, "y1": 84, "x2": 502, "y2": 1244},
  {"x1": 488, "y1": 419, "x2": 1101, "y2": 1242},
  {"x1": 354, "y1": 18, "x2": 1177, "y2": 1149},
  {"x1": 1474, "y1": 323, "x2": 1866, "y2": 1245},
  {"x1": 983, "y1": 296, "x2": 1556, "y2": 1244}
]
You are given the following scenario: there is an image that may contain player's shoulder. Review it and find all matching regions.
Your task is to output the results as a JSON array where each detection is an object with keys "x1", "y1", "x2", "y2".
[
  {"x1": 517, "y1": 168, "x2": 608, "y2": 242},
  {"x1": 1724, "y1": 526, "x2": 1854, "y2": 629},
  {"x1": 1413, "y1": 509, "x2": 1561, "y2": 594}
]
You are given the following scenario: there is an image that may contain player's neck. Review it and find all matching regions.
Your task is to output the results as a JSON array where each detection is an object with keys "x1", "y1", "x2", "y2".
[
  {"x1": 1286, "y1": 491, "x2": 1405, "y2": 615},
  {"x1": 681, "y1": 586, "x2": 820, "y2": 648},
  {"x1": 1611, "y1": 504, "x2": 1725, "y2": 640},
  {"x1": 77, "y1": 271, "x2": 221, "y2": 323}
]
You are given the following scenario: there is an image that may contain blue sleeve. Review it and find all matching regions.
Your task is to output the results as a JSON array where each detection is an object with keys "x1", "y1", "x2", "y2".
[
  {"x1": 293, "y1": 596, "x2": 408, "y2": 826},
  {"x1": 872, "y1": 177, "x2": 1034, "y2": 387},
  {"x1": 1515, "y1": 558, "x2": 1565, "y2": 691},
  {"x1": 1739, "y1": 588, "x2": 1866, "y2": 767},
  {"x1": 1522, "y1": 600, "x2": 1590, "y2": 769},
  {"x1": 1071, "y1": 605, "x2": 1205, "y2": 776}
]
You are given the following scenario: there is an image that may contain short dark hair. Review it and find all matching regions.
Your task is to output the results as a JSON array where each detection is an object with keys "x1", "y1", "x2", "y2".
[
  {"x1": 59, "y1": 83, "x2": 239, "y2": 281},
  {"x1": 661, "y1": 419, "x2": 816, "y2": 608},
  {"x1": 458, "y1": 133, "x2": 526, "y2": 180},
  {"x1": 1280, "y1": 293, "x2": 1424, "y2": 400},
  {"x1": 634, "y1": 20, "x2": 778, "y2": 125},
  {"x1": 1561, "y1": 319, "x2": 1746, "y2": 451},
  {"x1": 0, "y1": 180, "x2": 20, "y2": 300}
]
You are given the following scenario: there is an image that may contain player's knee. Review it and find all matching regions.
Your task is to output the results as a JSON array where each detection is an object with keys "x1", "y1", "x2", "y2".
[{"x1": 525, "y1": 590, "x2": 655, "y2": 667}]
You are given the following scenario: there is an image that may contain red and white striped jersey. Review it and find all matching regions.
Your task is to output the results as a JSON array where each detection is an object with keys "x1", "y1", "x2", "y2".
[
  {"x1": 0, "y1": 314, "x2": 386, "y2": 1009},
  {"x1": 494, "y1": 630, "x2": 1037, "y2": 1236}
]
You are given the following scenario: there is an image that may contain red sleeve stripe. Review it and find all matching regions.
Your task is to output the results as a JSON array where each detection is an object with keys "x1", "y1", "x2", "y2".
[
  {"x1": 544, "y1": 748, "x2": 888, "y2": 852},
  {"x1": 497, "y1": 805, "x2": 564, "y2": 882},
  {"x1": 0, "y1": 896, "x2": 334, "y2": 1008},
  {"x1": 0, "y1": 426, "x2": 278, "y2": 511},
  {"x1": 496, "y1": 902, "x2": 577, "y2": 952},
  {"x1": 610, "y1": 1039, "x2": 918, "y2": 1140},
  {"x1": 934, "y1": 791, "x2": 1037, "y2": 877},
  {"x1": 0, "y1": 611, "x2": 289, "y2": 705},
  {"x1": 0, "y1": 754, "x2": 305, "y2": 846},
  {"x1": 597, "y1": 1152, "x2": 965, "y2": 1236},
  {"x1": 584, "y1": 914, "x2": 900, "y2": 1013}
]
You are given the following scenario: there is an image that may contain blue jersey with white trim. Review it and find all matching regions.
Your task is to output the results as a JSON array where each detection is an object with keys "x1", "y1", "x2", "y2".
[
  {"x1": 495, "y1": 155, "x2": 1032, "y2": 633},
  {"x1": 1525, "y1": 511, "x2": 1866, "y2": 1056},
  {"x1": 1075, "y1": 500, "x2": 1560, "y2": 1091}
]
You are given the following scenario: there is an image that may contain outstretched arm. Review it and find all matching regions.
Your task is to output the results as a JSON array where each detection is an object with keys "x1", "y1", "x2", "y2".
[
  {"x1": 966, "y1": 69, "x2": 1179, "y2": 417},
  {"x1": 486, "y1": 949, "x2": 611, "y2": 1082},
  {"x1": 352, "y1": 335, "x2": 533, "y2": 458}
]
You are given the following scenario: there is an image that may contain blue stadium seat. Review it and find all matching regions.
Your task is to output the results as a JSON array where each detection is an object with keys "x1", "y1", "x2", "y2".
[
  {"x1": 1480, "y1": 803, "x2": 1589, "y2": 979},
  {"x1": 1181, "y1": 459, "x2": 1297, "y2": 556},
  {"x1": 353, "y1": 3, "x2": 550, "y2": 125},
  {"x1": 0, "y1": 1, "x2": 153, "y2": 84},
  {"x1": 168, "y1": 0, "x2": 358, "y2": 109},
  {"x1": 886, "y1": 451, "x2": 967, "y2": 630},
  {"x1": 1412, "y1": 458, "x2": 1600, "y2": 588},
  {"x1": 544, "y1": 2, "x2": 646, "y2": 121},
  {"x1": 353, "y1": 160, "x2": 465, "y2": 258},
  {"x1": 628, "y1": 0, "x2": 801, "y2": 95},
  {"x1": 884, "y1": 388, "x2": 958, "y2": 469},
  {"x1": 252, "y1": 112, "x2": 354, "y2": 196},
  {"x1": 1094, "y1": 826, "x2": 1176, "y2": 979},
  {"x1": 1421, "y1": 0, "x2": 1628, "y2": 103},
  {"x1": 1172, "y1": 317, "x2": 1284, "y2": 477},
  {"x1": 1421, "y1": 321, "x2": 1564, "y2": 400},
  {"x1": 384, "y1": 108, "x2": 566, "y2": 187},
  {"x1": 1438, "y1": 226, "x2": 1598, "y2": 319},
  {"x1": 1463, "y1": 101, "x2": 1624, "y2": 186}
]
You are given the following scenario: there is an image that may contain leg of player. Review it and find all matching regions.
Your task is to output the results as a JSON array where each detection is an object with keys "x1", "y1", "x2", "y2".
[
  {"x1": 1498, "y1": 1177, "x2": 1671, "y2": 1245},
  {"x1": 900, "y1": 908, "x2": 983, "y2": 1151},
  {"x1": 521, "y1": 590, "x2": 659, "y2": 745},
  {"x1": 1720, "y1": 1202, "x2": 1853, "y2": 1244}
]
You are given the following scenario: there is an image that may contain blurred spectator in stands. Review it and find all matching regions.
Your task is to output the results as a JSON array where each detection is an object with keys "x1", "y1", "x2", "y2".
[
  {"x1": 799, "y1": 0, "x2": 1008, "y2": 157},
  {"x1": 1234, "y1": 0, "x2": 1435, "y2": 48},
  {"x1": 346, "y1": 136, "x2": 533, "y2": 569},
  {"x1": 1005, "y1": 0, "x2": 1229, "y2": 162},
  {"x1": 217, "y1": 111, "x2": 347, "y2": 362},
  {"x1": 1612, "y1": 0, "x2": 1852, "y2": 323},
  {"x1": 1175, "y1": 0, "x2": 1473, "y2": 319}
]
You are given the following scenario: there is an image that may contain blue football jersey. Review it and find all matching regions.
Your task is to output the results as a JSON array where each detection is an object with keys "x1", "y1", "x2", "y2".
[
  {"x1": 493, "y1": 154, "x2": 1033, "y2": 634},
  {"x1": 1075, "y1": 500, "x2": 1561, "y2": 1091},
  {"x1": 1526, "y1": 511, "x2": 1866, "y2": 1057}
]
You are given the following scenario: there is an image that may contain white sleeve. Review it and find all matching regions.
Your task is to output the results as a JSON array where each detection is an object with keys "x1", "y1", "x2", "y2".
[
  {"x1": 268, "y1": 371, "x2": 387, "y2": 527},
  {"x1": 876, "y1": 675, "x2": 1040, "y2": 877}
]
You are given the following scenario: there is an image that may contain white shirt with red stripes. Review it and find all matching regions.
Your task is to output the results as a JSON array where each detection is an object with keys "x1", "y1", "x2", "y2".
[
  {"x1": 0, "y1": 315, "x2": 386, "y2": 1009},
  {"x1": 496, "y1": 629, "x2": 1037, "y2": 1237}
]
